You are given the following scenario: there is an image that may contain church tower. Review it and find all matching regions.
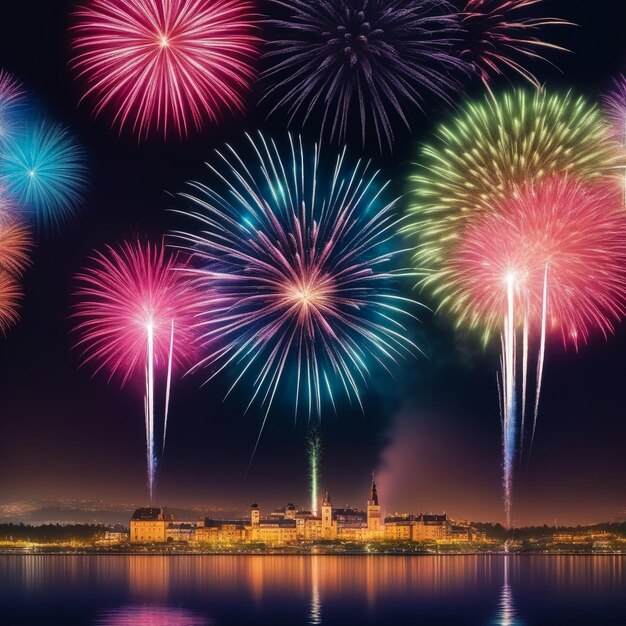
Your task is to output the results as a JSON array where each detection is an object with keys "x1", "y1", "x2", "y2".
[
  {"x1": 367, "y1": 474, "x2": 382, "y2": 537},
  {"x1": 321, "y1": 489, "x2": 334, "y2": 539},
  {"x1": 251, "y1": 503, "x2": 260, "y2": 526}
]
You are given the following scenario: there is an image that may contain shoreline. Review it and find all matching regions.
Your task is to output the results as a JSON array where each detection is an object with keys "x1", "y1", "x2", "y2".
[{"x1": 0, "y1": 548, "x2": 624, "y2": 557}]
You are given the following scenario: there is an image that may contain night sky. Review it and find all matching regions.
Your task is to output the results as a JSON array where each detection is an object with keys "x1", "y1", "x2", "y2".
[{"x1": 0, "y1": 0, "x2": 625, "y2": 527}]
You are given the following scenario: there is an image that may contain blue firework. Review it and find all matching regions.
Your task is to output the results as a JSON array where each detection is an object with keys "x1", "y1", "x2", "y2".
[
  {"x1": 1, "y1": 119, "x2": 87, "y2": 229},
  {"x1": 261, "y1": 0, "x2": 467, "y2": 150},
  {"x1": 173, "y1": 133, "x2": 421, "y2": 426}
]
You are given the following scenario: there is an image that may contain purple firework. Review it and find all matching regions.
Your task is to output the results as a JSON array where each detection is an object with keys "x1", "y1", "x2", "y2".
[{"x1": 261, "y1": 0, "x2": 467, "y2": 151}]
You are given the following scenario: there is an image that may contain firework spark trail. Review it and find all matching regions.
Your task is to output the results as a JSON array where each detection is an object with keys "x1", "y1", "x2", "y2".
[
  {"x1": 146, "y1": 320, "x2": 156, "y2": 502},
  {"x1": 173, "y1": 133, "x2": 420, "y2": 462},
  {"x1": 307, "y1": 430, "x2": 321, "y2": 516},
  {"x1": 459, "y1": 0, "x2": 570, "y2": 88},
  {"x1": 502, "y1": 272, "x2": 516, "y2": 528},
  {"x1": 262, "y1": 0, "x2": 467, "y2": 150},
  {"x1": 71, "y1": 0, "x2": 260, "y2": 140},
  {"x1": 72, "y1": 241, "x2": 201, "y2": 503}
]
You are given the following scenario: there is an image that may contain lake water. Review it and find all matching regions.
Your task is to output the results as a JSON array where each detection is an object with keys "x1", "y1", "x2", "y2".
[{"x1": 0, "y1": 554, "x2": 623, "y2": 625}]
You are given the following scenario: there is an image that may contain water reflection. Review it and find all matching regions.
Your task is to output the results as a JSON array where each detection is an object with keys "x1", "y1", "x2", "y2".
[
  {"x1": 309, "y1": 556, "x2": 322, "y2": 625},
  {"x1": 95, "y1": 605, "x2": 211, "y2": 625},
  {"x1": 0, "y1": 555, "x2": 622, "y2": 625},
  {"x1": 492, "y1": 557, "x2": 523, "y2": 626}
]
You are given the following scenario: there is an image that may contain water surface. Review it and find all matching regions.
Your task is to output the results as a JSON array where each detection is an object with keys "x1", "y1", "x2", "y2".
[{"x1": 0, "y1": 554, "x2": 623, "y2": 625}]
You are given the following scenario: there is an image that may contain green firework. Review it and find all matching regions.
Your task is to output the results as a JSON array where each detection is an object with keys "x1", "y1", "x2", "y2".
[{"x1": 307, "y1": 430, "x2": 321, "y2": 516}]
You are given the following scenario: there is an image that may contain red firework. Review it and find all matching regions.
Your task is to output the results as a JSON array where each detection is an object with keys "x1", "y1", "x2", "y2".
[
  {"x1": 459, "y1": 0, "x2": 569, "y2": 87},
  {"x1": 71, "y1": 0, "x2": 260, "y2": 140},
  {"x1": 448, "y1": 176, "x2": 626, "y2": 346},
  {"x1": 72, "y1": 240, "x2": 200, "y2": 383}
]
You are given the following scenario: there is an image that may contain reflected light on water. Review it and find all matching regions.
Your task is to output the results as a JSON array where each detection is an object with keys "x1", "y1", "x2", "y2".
[
  {"x1": 309, "y1": 556, "x2": 322, "y2": 625},
  {"x1": 492, "y1": 558, "x2": 523, "y2": 626},
  {"x1": 96, "y1": 605, "x2": 211, "y2": 626}
]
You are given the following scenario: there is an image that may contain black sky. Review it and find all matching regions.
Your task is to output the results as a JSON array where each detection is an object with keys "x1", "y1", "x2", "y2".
[{"x1": 0, "y1": 0, "x2": 625, "y2": 526}]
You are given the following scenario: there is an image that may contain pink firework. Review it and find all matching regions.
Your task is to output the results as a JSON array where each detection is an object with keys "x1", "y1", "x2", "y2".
[
  {"x1": 0, "y1": 70, "x2": 26, "y2": 144},
  {"x1": 459, "y1": 0, "x2": 569, "y2": 87},
  {"x1": 451, "y1": 177, "x2": 626, "y2": 346},
  {"x1": 71, "y1": 0, "x2": 260, "y2": 140},
  {"x1": 449, "y1": 176, "x2": 626, "y2": 526},
  {"x1": 73, "y1": 240, "x2": 201, "y2": 502}
]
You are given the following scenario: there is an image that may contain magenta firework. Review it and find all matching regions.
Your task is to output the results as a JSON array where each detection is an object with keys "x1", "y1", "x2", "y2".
[{"x1": 72, "y1": 240, "x2": 201, "y2": 502}]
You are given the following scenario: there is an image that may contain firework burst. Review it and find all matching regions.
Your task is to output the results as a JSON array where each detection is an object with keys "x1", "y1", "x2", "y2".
[
  {"x1": 604, "y1": 74, "x2": 626, "y2": 141},
  {"x1": 72, "y1": 240, "x2": 201, "y2": 503},
  {"x1": 261, "y1": 0, "x2": 466, "y2": 150},
  {"x1": 0, "y1": 274, "x2": 22, "y2": 335},
  {"x1": 458, "y1": 0, "x2": 570, "y2": 87},
  {"x1": 173, "y1": 133, "x2": 419, "y2": 438},
  {"x1": 603, "y1": 74, "x2": 626, "y2": 205},
  {"x1": 0, "y1": 220, "x2": 33, "y2": 280},
  {"x1": 0, "y1": 208, "x2": 33, "y2": 335},
  {"x1": 72, "y1": 0, "x2": 260, "y2": 140},
  {"x1": 406, "y1": 89, "x2": 624, "y2": 336},
  {"x1": 0, "y1": 119, "x2": 87, "y2": 229},
  {"x1": 0, "y1": 70, "x2": 26, "y2": 145},
  {"x1": 450, "y1": 177, "x2": 626, "y2": 344}
]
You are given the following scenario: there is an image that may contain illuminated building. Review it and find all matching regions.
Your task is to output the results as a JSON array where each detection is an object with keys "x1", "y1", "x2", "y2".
[
  {"x1": 130, "y1": 508, "x2": 168, "y2": 543},
  {"x1": 130, "y1": 475, "x2": 476, "y2": 544}
]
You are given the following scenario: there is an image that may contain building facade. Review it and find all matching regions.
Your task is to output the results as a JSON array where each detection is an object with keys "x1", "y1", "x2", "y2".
[{"x1": 130, "y1": 477, "x2": 476, "y2": 545}]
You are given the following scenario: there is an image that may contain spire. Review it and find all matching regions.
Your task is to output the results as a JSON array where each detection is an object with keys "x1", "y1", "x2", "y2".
[
  {"x1": 323, "y1": 488, "x2": 331, "y2": 506},
  {"x1": 369, "y1": 472, "x2": 378, "y2": 506}
]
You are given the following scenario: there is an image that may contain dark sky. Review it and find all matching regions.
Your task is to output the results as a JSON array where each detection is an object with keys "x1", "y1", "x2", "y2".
[{"x1": 0, "y1": 1, "x2": 625, "y2": 527}]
